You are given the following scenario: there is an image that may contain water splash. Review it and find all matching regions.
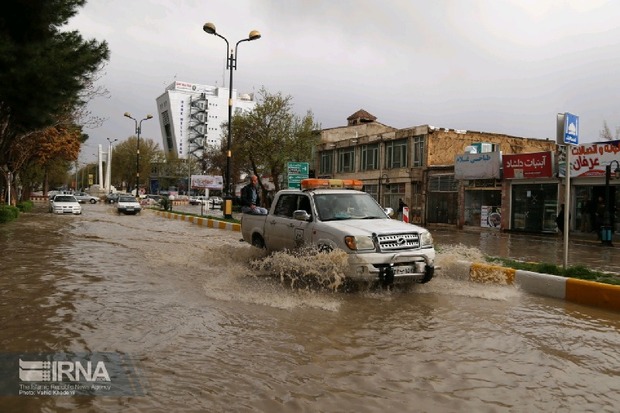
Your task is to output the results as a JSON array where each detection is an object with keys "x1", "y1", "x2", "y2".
[{"x1": 249, "y1": 246, "x2": 350, "y2": 292}]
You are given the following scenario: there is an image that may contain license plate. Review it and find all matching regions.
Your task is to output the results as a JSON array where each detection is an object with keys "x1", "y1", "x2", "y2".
[{"x1": 394, "y1": 265, "x2": 414, "y2": 275}]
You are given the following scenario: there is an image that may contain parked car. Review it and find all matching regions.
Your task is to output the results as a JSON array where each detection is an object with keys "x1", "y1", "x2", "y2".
[
  {"x1": 141, "y1": 194, "x2": 162, "y2": 206},
  {"x1": 105, "y1": 192, "x2": 130, "y2": 204},
  {"x1": 117, "y1": 195, "x2": 142, "y2": 215},
  {"x1": 189, "y1": 196, "x2": 209, "y2": 205},
  {"x1": 73, "y1": 192, "x2": 100, "y2": 204},
  {"x1": 210, "y1": 196, "x2": 223, "y2": 205},
  {"x1": 49, "y1": 194, "x2": 82, "y2": 215}
]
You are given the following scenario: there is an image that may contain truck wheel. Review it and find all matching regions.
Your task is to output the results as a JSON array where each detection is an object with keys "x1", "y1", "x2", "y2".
[
  {"x1": 421, "y1": 265, "x2": 434, "y2": 283},
  {"x1": 252, "y1": 234, "x2": 265, "y2": 249}
]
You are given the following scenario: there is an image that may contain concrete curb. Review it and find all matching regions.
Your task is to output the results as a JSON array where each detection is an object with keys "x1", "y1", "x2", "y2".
[
  {"x1": 454, "y1": 261, "x2": 620, "y2": 313},
  {"x1": 153, "y1": 210, "x2": 241, "y2": 232}
]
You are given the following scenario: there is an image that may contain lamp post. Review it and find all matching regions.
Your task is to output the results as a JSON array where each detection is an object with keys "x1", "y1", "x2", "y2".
[
  {"x1": 378, "y1": 173, "x2": 389, "y2": 206},
  {"x1": 601, "y1": 159, "x2": 620, "y2": 246},
  {"x1": 124, "y1": 113, "x2": 153, "y2": 198},
  {"x1": 203, "y1": 22, "x2": 261, "y2": 219}
]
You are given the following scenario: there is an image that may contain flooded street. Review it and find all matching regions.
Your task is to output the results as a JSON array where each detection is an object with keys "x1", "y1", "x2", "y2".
[{"x1": 1, "y1": 203, "x2": 620, "y2": 412}]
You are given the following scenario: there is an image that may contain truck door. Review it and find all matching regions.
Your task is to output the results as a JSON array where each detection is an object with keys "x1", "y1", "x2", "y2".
[{"x1": 266, "y1": 193, "x2": 313, "y2": 251}]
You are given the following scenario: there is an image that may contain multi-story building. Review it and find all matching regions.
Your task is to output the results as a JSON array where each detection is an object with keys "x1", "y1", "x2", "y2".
[
  {"x1": 316, "y1": 109, "x2": 560, "y2": 232},
  {"x1": 155, "y1": 81, "x2": 256, "y2": 163}
]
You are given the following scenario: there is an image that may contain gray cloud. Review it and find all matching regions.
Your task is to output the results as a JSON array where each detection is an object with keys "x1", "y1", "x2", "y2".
[{"x1": 68, "y1": 0, "x2": 620, "y2": 160}]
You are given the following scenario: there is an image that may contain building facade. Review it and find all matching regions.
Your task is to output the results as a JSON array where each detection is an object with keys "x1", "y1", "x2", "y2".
[
  {"x1": 155, "y1": 81, "x2": 256, "y2": 163},
  {"x1": 316, "y1": 110, "x2": 568, "y2": 233}
]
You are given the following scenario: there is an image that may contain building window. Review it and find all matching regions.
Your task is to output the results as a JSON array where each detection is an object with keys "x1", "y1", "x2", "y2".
[
  {"x1": 385, "y1": 139, "x2": 408, "y2": 169},
  {"x1": 320, "y1": 151, "x2": 334, "y2": 175},
  {"x1": 412, "y1": 135, "x2": 425, "y2": 167},
  {"x1": 360, "y1": 144, "x2": 379, "y2": 171},
  {"x1": 384, "y1": 183, "x2": 406, "y2": 212},
  {"x1": 364, "y1": 184, "x2": 378, "y2": 200},
  {"x1": 338, "y1": 148, "x2": 355, "y2": 173},
  {"x1": 429, "y1": 174, "x2": 458, "y2": 192}
]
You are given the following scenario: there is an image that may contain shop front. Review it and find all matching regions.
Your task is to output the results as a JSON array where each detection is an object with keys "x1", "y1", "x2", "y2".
[
  {"x1": 503, "y1": 151, "x2": 557, "y2": 233},
  {"x1": 454, "y1": 151, "x2": 502, "y2": 229},
  {"x1": 566, "y1": 141, "x2": 620, "y2": 236}
]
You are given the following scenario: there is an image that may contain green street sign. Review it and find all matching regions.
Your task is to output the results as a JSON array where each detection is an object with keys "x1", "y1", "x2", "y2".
[{"x1": 287, "y1": 162, "x2": 309, "y2": 189}]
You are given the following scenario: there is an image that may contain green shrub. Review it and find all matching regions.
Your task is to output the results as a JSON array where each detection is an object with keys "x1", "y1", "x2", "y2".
[
  {"x1": 17, "y1": 200, "x2": 34, "y2": 212},
  {"x1": 0, "y1": 205, "x2": 19, "y2": 223},
  {"x1": 159, "y1": 196, "x2": 173, "y2": 211}
]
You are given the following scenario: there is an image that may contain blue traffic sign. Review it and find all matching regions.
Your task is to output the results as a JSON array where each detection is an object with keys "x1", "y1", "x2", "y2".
[{"x1": 564, "y1": 112, "x2": 579, "y2": 145}]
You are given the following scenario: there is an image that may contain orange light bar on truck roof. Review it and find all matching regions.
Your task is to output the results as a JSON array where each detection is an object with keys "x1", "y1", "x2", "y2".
[{"x1": 301, "y1": 179, "x2": 364, "y2": 191}]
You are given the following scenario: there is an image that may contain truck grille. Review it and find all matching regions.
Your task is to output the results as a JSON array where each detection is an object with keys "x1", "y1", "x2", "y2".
[{"x1": 377, "y1": 233, "x2": 420, "y2": 251}]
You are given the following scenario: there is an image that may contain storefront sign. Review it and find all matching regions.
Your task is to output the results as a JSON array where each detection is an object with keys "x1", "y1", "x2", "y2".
[
  {"x1": 454, "y1": 152, "x2": 501, "y2": 179},
  {"x1": 191, "y1": 175, "x2": 223, "y2": 190},
  {"x1": 502, "y1": 152, "x2": 553, "y2": 179},
  {"x1": 560, "y1": 140, "x2": 620, "y2": 177},
  {"x1": 480, "y1": 206, "x2": 501, "y2": 228}
]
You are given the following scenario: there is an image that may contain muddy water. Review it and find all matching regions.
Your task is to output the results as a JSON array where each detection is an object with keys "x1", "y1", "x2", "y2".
[{"x1": 1, "y1": 204, "x2": 620, "y2": 412}]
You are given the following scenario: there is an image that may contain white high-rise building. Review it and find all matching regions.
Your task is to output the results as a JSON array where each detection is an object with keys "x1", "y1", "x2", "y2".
[{"x1": 155, "y1": 81, "x2": 256, "y2": 161}]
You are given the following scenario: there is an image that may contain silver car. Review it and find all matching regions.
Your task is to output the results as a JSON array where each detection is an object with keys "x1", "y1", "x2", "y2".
[
  {"x1": 117, "y1": 195, "x2": 142, "y2": 215},
  {"x1": 49, "y1": 195, "x2": 82, "y2": 215},
  {"x1": 73, "y1": 192, "x2": 99, "y2": 204}
]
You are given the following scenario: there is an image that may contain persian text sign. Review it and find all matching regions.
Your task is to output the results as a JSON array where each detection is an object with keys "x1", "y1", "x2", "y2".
[
  {"x1": 502, "y1": 152, "x2": 553, "y2": 179},
  {"x1": 191, "y1": 175, "x2": 223, "y2": 190},
  {"x1": 560, "y1": 140, "x2": 620, "y2": 178},
  {"x1": 454, "y1": 152, "x2": 501, "y2": 179}
]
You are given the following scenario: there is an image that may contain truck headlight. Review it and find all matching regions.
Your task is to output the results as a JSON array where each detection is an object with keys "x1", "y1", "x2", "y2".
[
  {"x1": 344, "y1": 236, "x2": 375, "y2": 251},
  {"x1": 420, "y1": 231, "x2": 434, "y2": 248}
]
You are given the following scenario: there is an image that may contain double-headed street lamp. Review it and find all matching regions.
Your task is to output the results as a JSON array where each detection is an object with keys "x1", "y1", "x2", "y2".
[
  {"x1": 203, "y1": 22, "x2": 261, "y2": 219},
  {"x1": 601, "y1": 159, "x2": 620, "y2": 246},
  {"x1": 124, "y1": 112, "x2": 153, "y2": 197}
]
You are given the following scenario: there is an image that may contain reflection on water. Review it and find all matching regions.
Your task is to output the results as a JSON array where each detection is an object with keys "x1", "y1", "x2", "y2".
[{"x1": 1, "y1": 204, "x2": 619, "y2": 412}]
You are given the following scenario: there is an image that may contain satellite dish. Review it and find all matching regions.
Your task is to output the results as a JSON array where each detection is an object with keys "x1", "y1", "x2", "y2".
[{"x1": 464, "y1": 145, "x2": 477, "y2": 154}]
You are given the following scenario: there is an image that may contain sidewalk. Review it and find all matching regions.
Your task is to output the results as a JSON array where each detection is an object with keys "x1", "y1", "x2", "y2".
[{"x1": 428, "y1": 224, "x2": 620, "y2": 275}]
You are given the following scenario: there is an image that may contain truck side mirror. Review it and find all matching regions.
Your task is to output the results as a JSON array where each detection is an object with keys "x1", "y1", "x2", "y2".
[
  {"x1": 384, "y1": 207, "x2": 395, "y2": 218},
  {"x1": 293, "y1": 210, "x2": 311, "y2": 221}
]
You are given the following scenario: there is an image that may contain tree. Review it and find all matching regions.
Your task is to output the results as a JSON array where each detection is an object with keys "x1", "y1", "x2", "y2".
[
  {"x1": 231, "y1": 88, "x2": 320, "y2": 192},
  {"x1": 110, "y1": 137, "x2": 163, "y2": 192},
  {"x1": 0, "y1": 0, "x2": 109, "y2": 203},
  {"x1": 599, "y1": 121, "x2": 620, "y2": 141}
]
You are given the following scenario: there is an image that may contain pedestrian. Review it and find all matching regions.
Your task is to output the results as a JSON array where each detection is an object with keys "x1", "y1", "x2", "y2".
[
  {"x1": 397, "y1": 198, "x2": 407, "y2": 221},
  {"x1": 580, "y1": 197, "x2": 592, "y2": 233},
  {"x1": 595, "y1": 196, "x2": 606, "y2": 239},
  {"x1": 240, "y1": 175, "x2": 268, "y2": 214},
  {"x1": 556, "y1": 204, "x2": 568, "y2": 234}
]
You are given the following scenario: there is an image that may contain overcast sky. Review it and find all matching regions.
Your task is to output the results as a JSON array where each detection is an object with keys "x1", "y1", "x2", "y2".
[{"x1": 67, "y1": 0, "x2": 620, "y2": 162}]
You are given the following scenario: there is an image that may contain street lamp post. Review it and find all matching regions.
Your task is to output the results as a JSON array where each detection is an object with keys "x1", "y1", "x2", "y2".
[
  {"x1": 124, "y1": 113, "x2": 153, "y2": 198},
  {"x1": 203, "y1": 22, "x2": 261, "y2": 219},
  {"x1": 378, "y1": 173, "x2": 389, "y2": 207},
  {"x1": 601, "y1": 159, "x2": 620, "y2": 246}
]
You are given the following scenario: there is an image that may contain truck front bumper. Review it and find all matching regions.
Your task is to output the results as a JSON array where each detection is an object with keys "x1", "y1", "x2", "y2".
[{"x1": 345, "y1": 251, "x2": 435, "y2": 285}]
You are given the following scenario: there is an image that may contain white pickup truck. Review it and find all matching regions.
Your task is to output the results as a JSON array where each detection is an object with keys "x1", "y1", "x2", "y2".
[{"x1": 241, "y1": 179, "x2": 435, "y2": 286}]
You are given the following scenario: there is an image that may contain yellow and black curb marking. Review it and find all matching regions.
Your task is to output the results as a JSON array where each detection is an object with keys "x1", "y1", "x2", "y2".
[
  {"x1": 153, "y1": 210, "x2": 241, "y2": 232},
  {"x1": 466, "y1": 262, "x2": 620, "y2": 313}
]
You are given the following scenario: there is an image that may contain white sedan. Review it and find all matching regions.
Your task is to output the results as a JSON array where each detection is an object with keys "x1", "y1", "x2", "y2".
[
  {"x1": 117, "y1": 195, "x2": 142, "y2": 215},
  {"x1": 49, "y1": 195, "x2": 82, "y2": 215}
]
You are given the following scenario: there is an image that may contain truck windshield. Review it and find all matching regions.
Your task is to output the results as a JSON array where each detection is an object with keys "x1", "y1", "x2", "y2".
[{"x1": 314, "y1": 193, "x2": 386, "y2": 221}]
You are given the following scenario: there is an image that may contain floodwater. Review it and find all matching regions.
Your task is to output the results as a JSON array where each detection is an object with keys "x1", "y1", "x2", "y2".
[{"x1": 1, "y1": 203, "x2": 619, "y2": 412}]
